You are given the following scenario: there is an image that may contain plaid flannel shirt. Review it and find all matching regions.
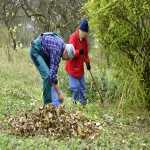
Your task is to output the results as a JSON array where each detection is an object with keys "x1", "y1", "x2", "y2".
[{"x1": 41, "y1": 34, "x2": 66, "y2": 84}]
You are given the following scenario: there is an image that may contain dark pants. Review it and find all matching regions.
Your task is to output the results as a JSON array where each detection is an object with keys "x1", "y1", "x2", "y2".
[{"x1": 30, "y1": 46, "x2": 51, "y2": 104}]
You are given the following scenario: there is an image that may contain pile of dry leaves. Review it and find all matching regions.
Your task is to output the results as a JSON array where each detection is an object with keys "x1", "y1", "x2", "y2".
[{"x1": 5, "y1": 104, "x2": 101, "y2": 140}]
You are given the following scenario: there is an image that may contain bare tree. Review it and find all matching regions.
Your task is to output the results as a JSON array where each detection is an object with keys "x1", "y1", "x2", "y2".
[
  {"x1": 20, "y1": 0, "x2": 86, "y2": 42},
  {"x1": 0, "y1": 0, "x2": 24, "y2": 49},
  {"x1": 0, "y1": 0, "x2": 87, "y2": 48}
]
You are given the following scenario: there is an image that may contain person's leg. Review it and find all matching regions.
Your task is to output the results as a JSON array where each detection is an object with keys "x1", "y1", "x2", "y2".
[
  {"x1": 79, "y1": 75, "x2": 87, "y2": 105},
  {"x1": 68, "y1": 74, "x2": 80, "y2": 103},
  {"x1": 30, "y1": 47, "x2": 51, "y2": 104}
]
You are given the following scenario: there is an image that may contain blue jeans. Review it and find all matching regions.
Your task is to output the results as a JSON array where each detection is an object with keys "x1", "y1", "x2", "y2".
[
  {"x1": 30, "y1": 46, "x2": 51, "y2": 104},
  {"x1": 68, "y1": 74, "x2": 87, "y2": 105}
]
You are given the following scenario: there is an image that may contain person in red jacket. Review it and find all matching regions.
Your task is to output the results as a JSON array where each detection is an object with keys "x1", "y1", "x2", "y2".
[{"x1": 65, "y1": 18, "x2": 91, "y2": 105}]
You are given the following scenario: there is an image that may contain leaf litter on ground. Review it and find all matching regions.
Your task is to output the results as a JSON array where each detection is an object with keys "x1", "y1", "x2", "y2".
[{"x1": 3, "y1": 103, "x2": 103, "y2": 140}]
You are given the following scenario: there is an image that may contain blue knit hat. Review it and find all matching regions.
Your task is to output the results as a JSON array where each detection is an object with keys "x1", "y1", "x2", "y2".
[{"x1": 79, "y1": 18, "x2": 89, "y2": 32}]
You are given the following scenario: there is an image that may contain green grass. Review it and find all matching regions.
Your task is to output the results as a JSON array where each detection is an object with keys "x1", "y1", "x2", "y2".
[{"x1": 0, "y1": 48, "x2": 150, "y2": 150}]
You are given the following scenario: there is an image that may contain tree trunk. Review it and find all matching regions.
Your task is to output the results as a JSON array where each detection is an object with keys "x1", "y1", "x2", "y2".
[{"x1": 9, "y1": 30, "x2": 16, "y2": 50}]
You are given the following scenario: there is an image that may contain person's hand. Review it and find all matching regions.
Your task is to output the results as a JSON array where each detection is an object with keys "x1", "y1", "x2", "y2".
[
  {"x1": 86, "y1": 62, "x2": 91, "y2": 70},
  {"x1": 58, "y1": 93, "x2": 64, "y2": 103},
  {"x1": 79, "y1": 48, "x2": 84, "y2": 55}
]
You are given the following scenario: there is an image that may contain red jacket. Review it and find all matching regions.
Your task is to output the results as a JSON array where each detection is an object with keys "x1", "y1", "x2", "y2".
[{"x1": 65, "y1": 29, "x2": 90, "y2": 78}]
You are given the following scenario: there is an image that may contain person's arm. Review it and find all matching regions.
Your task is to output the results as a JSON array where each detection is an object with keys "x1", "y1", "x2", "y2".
[
  {"x1": 84, "y1": 39, "x2": 91, "y2": 71},
  {"x1": 50, "y1": 60, "x2": 64, "y2": 103},
  {"x1": 52, "y1": 83, "x2": 64, "y2": 103},
  {"x1": 84, "y1": 39, "x2": 90, "y2": 63},
  {"x1": 69, "y1": 34, "x2": 80, "y2": 57},
  {"x1": 49, "y1": 39, "x2": 64, "y2": 103},
  {"x1": 85, "y1": 53, "x2": 90, "y2": 63}
]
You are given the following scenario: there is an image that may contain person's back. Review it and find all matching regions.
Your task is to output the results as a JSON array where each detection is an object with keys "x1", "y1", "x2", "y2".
[{"x1": 30, "y1": 32, "x2": 75, "y2": 105}]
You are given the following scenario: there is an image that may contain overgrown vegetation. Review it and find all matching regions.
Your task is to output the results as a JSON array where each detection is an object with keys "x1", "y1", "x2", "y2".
[
  {"x1": 83, "y1": 0, "x2": 150, "y2": 108},
  {"x1": 0, "y1": 0, "x2": 150, "y2": 149},
  {"x1": 0, "y1": 48, "x2": 150, "y2": 149}
]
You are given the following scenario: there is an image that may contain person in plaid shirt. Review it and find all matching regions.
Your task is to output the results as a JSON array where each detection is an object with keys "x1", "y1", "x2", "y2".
[{"x1": 30, "y1": 32, "x2": 75, "y2": 105}]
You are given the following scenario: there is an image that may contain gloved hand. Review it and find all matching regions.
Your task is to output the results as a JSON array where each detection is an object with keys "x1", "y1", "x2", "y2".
[
  {"x1": 79, "y1": 48, "x2": 84, "y2": 55},
  {"x1": 86, "y1": 62, "x2": 91, "y2": 70}
]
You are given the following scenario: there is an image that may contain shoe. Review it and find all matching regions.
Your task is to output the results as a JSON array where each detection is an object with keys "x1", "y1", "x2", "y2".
[
  {"x1": 73, "y1": 101, "x2": 77, "y2": 104},
  {"x1": 82, "y1": 103, "x2": 86, "y2": 107}
]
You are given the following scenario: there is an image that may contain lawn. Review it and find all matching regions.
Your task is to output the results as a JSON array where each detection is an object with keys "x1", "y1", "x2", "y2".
[{"x1": 0, "y1": 48, "x2": 150, "y2": 150}]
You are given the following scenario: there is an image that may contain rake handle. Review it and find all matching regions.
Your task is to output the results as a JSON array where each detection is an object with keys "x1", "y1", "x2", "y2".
[
  {"x1": 84, "y1": 56, "x2": 104, "y2": 105},
  {"x1": 89, "y1": 69, "x2": 104, "y2": 105}
]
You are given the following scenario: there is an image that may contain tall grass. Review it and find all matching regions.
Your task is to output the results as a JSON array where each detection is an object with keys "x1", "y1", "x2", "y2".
[
  {"x1": 109, "y1": 51, "x2": 148, "y2": 112},
  {"x1": 0, "y1": 47, "x2": 42, "y2": 118},
  {"x1": 85, "y1": 45, "x2": 148, "y2": 113},
  {"x1": 0, "y1": 47, "x2": 150, "y2": 149}
]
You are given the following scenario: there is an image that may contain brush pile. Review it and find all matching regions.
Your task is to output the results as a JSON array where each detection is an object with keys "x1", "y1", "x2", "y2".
[{"x1": 6, "y1": 104, "x2": 101, "y2": 139}]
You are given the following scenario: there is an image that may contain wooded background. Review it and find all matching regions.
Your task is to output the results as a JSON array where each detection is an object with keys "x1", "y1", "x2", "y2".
[{"x1": 0, "y1": 0, "x2": 149, "y2": 110}]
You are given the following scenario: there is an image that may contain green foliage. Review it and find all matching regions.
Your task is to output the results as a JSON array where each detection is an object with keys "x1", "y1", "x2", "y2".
[
  {"x1": 0, "y1": 27, "x2": 8, "y2": 45},
  {"x1": 85, "y1": 70, "x2": 117, "y2": 104},
  {"x1": 0, "y1": 48, "x2": 41, "y2": 119},
  {"x1": 99, "y1": 71, "x2": 117, "y2": 103},
  {"x1": 0, "y1": 47, "x2": 150, "y2": 149},
  {"x1": 82, "y1": 0, "x2": 150, "y2": 107},
  {"x1": 110, "y1": 51, "x2": 148, "y2": 111}
]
